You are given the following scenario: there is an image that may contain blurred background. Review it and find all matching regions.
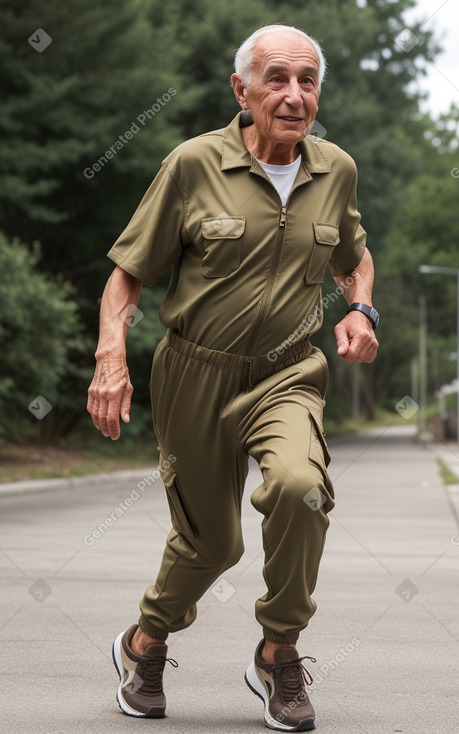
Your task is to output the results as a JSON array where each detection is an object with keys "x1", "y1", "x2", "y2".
[{"x1": 1, "y1": 0, "x2": 458, "y2": 481}]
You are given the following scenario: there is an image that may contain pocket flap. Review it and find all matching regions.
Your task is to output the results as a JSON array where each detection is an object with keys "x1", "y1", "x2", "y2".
[
  {"x1": 312, "y1": 222, "x2": 339, "y2": 246},
  {"x1": 308, "y1": 409, "x2": 331, "y2": 468},
  {"x1": 159, "y1": 458, "x2": 176, "y2": 488},
  {"x1": 159, "y1": 458, "x2": 195, "y2": 538},
  {"x1": 201, "y1": 216, "x2": 246, "y2": 239}
]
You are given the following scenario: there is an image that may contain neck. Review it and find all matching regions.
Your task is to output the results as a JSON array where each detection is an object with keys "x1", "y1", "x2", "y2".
[{"x1": 241, "y1": 126, "x2": 300, "y2": 165}]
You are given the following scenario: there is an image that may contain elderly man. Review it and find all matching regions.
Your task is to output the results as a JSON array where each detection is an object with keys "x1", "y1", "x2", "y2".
[{"x1": 88, "y1": 24, "x2": 378, "y2": 732}]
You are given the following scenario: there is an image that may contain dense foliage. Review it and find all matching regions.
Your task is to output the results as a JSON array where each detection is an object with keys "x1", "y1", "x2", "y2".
[{"x1": 0, "y1": 233, "x2": 89, "y2": 442}]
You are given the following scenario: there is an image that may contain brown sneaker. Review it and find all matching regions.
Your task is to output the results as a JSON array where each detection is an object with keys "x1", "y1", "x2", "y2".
[
  {"x1": 245, "y1": 639, "x2": 316, "y2": 731},
  {"x1": 112, "y1": 624, "x2": 178, "y2": 717}
]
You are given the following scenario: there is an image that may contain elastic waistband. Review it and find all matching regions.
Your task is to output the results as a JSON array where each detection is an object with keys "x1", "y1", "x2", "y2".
[{"x1": 166, "y1": 329, "x2": 312, "y2": 376}]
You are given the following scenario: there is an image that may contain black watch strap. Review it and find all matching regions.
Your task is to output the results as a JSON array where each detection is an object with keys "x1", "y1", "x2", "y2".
[{"x1": 347, "y1": 302, "x2": 379, "y2": 329}]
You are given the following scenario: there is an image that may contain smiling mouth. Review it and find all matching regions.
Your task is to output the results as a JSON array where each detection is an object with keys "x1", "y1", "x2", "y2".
[{"x1": 277, "y1": 116, "x2": 303, "y2": 122}]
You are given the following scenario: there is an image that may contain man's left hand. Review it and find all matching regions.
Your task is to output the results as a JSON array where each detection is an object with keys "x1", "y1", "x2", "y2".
[{"x1": 334, "y1": 311, "x2": 379, "y2": 363}]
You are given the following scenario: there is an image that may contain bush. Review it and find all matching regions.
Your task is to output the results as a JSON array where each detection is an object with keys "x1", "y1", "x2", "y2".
[{"x1": 0, "y1": 232, "x2": 89, "y2": 443}]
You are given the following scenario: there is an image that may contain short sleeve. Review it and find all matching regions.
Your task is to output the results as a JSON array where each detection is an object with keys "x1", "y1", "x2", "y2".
[
  {"x1": 107, "y1": 163, "x2": 188, "y2": 286},
  {"x1": 328, "y1": 165, "x2": 366, "y2": 277}
]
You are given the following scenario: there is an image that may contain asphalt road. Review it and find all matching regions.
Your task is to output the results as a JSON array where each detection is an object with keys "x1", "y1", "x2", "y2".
[{"x1": 1, "y1": 425, "x2": 458, "y2": 734}]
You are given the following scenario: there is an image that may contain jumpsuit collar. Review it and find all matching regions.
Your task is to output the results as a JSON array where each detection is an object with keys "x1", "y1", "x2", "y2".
[{"x1": 221, "y1": 112, "x2": 332, "y2": 185}]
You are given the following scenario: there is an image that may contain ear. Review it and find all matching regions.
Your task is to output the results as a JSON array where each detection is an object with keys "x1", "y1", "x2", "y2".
[{"x1": 231, "y1": 73, "x2": 249, "y2": 110}]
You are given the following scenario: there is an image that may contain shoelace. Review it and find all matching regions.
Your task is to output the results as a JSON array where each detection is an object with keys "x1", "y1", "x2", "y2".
[
  {"x1": 136, "y1": 656, "x2": 178, "y2": 696},
  {"x1": 273, "y1": 655, "x2": 316, "y2": 703}
]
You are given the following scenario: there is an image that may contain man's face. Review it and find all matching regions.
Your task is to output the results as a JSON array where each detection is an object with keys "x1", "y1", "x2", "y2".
[{"x1": 237, "y1": 31, "x2": 321, "y2": 147}]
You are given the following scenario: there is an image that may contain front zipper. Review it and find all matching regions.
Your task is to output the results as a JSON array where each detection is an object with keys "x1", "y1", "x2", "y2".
[
  {"x1": 244, "y1": 205, "x2": 288, "y2": 358},
  {"x1": 243, "y1": 173, "x2": 311, "y2": 360}
]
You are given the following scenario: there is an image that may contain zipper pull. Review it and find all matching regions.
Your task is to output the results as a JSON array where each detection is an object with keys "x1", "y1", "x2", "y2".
[{"x1": 279, "y1": 206, "x2": 287, "y2": 227}]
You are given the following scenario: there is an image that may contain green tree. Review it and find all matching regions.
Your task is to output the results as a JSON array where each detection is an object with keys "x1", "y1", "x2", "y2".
[
  {"x1": 0, "y1": 0, "x2": 181, "y2": 296},
  {"x1": 0, "y1": 233, "x2": 89, "y2": 443},
  {"x1": 375, "y1": 145, "x2": 459, "y2": 406}
]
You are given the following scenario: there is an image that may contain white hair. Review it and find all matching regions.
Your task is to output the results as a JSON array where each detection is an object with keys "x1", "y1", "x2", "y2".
[{"x1": 234, "y1": 24, "x2": 327, "y2": 87}]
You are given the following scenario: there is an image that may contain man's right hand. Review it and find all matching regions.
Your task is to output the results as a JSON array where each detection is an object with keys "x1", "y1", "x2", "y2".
[{"x1": 87, "y1": 353, "x2": 134, "y2": 440}]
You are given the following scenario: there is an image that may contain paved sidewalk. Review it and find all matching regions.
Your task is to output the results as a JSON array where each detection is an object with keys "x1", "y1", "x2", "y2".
[{"x1": 1, "y1": 425, "x2": 458, "y2": 734}]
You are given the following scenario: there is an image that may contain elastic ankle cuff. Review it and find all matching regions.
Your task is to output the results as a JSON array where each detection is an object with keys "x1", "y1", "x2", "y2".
[
  {"x1": 138, "y1": 614, "x2": 169, "y2": 641},
  {"x1": 263, "y1": 627, "x2": 299, "y2": 644}
]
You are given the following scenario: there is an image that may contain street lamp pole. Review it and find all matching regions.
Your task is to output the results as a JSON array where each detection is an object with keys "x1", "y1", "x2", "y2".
[
  {"x1": 419, "y1": 264, "x2": 459, "y2": 443},
  {"x1": 419, "y1": 294, "x2": 427, "y2": 436}
]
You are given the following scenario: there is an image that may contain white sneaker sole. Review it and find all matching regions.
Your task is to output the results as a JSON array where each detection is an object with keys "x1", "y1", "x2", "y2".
[
  {"x1": 112, "y1": 629, "x2": 164, "y2": 718},
  {"x1": 244, "y1": 662, "x2": 315, "y2": 732}
]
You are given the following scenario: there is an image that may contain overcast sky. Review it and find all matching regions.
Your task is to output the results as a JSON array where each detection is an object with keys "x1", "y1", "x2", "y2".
[{"x1": 404, "y1": 0, "x2": 459, "y2": 116}]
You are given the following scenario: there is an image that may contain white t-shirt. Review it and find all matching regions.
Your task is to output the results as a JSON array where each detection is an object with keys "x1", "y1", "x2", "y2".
[{"x1": 256, "y1": 154, "x2": 302, "y2": 206}]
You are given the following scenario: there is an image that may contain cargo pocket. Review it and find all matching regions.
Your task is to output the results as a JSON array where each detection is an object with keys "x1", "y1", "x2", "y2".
[
  {"x1": 305, "y1": 223, "x2": 340, "y2": 285},
  {"x1": 160, "y1": 460, "x2": 195, "y2": 538},
  {"x1": 308, "y1": 409, "x2": 331, "y2": 473},
  {"x1": 201, "y1": 215, "x2": 246, "y2": 278}
]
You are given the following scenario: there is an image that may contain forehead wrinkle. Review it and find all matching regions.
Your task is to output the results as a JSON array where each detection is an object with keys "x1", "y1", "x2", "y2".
[
  {"x1": 255, "y1": 47, "x2": 320, "y2": 78},
  {"x1": 262, "y1": 48, "x2": 319, "y2": 63},
  {"x1": 255, "y1": 35, "x2": 319, "y2": 59}
]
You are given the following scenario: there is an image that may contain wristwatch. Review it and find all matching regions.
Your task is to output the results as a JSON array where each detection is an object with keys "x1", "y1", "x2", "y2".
[{"x1": 347, "y1": 302, "x2": 380, "y2": 329}]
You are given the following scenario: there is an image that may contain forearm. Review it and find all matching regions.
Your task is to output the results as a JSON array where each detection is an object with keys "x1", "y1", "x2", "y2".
[
  {"x1": 95, "y1": 265, "x2": 143, "y2": 358},
  {"x1": 333, "y1": 248, "x2": 374, "y2": 306},
  {"x1": 332, "y1": 248, "x2": 379, "y2": 363}
]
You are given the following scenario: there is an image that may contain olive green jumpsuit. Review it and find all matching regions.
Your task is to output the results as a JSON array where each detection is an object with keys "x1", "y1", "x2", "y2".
[{"x1": 107, "y1": 112, "x2": 366, "y2": 643}]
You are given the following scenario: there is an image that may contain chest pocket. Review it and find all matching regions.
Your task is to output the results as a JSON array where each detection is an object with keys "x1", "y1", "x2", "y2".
[
  {"x1": 201, "y1": 216, "x2": 246, "y2": 278},
  {"x1": 305, "y1": 223, "x2": 340, "y2": 285}
]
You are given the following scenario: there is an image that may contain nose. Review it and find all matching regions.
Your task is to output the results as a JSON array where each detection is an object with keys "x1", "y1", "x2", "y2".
[{"x1": 284, "y1": 79, "x2": 302, "y2": 108}]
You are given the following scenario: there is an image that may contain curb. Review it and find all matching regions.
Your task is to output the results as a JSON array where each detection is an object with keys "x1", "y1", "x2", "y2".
[
  {"x1": 428, "y1": 444, "x2": 459, "y2": 526},
  {"x1": 0, "y1": 467, "x2": 159, "y2": 499},
  {"x1": 445, "y1": 482, "x2": 459, "y2": 526}
]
